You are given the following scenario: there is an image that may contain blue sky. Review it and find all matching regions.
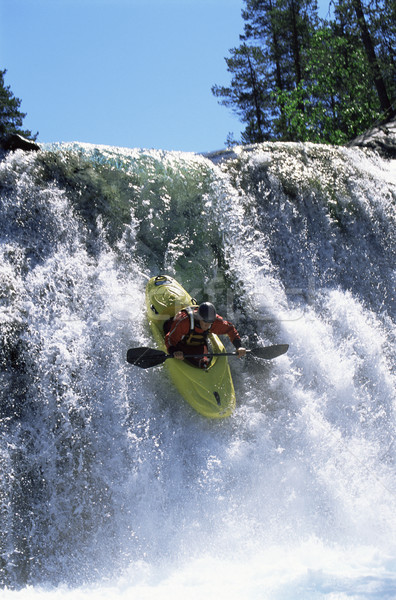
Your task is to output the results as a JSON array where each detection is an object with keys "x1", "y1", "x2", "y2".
[{"x1": 1, "y1": 0, "x2": 331, "y2": 153}]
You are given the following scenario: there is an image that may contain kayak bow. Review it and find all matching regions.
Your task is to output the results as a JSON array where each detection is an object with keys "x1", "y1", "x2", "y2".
[{"x1": 143, "y1": 275, "x2": 236, "y2": 418}]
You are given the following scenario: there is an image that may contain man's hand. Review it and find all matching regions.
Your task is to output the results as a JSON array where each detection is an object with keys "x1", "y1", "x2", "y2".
[
  {"x1": 173, "y1": 351, "x2": 184, "y2": 360},
  {"x1": 236, "y1": 347, "x2": 246, "y2": 357}
]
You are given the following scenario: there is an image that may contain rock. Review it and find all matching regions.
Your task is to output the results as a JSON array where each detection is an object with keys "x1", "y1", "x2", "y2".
[
  {"x1": 348, "y1": 116, "x2": 396, "y2": 159},
  {"x1": 1, "y1": 133, "x2": 40, "y2": 153}
]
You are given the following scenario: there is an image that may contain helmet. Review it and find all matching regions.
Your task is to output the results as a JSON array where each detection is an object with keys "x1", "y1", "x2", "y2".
[{"x1": 197, "y1": 302, "x2": 216, "y2": 323}]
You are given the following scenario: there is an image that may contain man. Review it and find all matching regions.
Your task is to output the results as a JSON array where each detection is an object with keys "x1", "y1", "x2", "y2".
[{"x1": 165, "y1": 302, "x2": 246, "y2": 368}]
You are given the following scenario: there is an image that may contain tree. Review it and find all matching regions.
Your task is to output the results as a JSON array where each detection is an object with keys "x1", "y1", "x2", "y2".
[
  {"x1": 367, "y1": 0, "x2": 396, "y2": 104},
  {"x1": 212, "y1": 0, "x2": 395, "y2": 145},
  {"x1": 240, "y1": 0, "x2": 289, "y2": 138},
  {"x1": 212, "y1": 0, "x2": 320, "y2": 143},
  {"x1": 212, "y1": 44, "x2": 272, "y2": 143},
  {"x1": 350, "y1": 0, "x2": 394, "y2": 117},
  {"x1": 0, "y1": 69, "x2": 38, "y2": 142},
  {"x1": 275, "y1": 25, "x2": 382, "y2": 143}
]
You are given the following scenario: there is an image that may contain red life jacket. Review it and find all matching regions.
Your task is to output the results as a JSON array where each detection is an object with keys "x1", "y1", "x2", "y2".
[
  {"x1": 165, "y1": 306, "x2": 241, "y2": 353},
  {"x1": 167, "y1": 306, "x2": 210, "y2": 347}
]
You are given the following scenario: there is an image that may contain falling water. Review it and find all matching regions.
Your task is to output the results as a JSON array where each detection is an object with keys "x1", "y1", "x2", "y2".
[{"x1": 0, "y1": 141, "x2": 395, "y2": 598}]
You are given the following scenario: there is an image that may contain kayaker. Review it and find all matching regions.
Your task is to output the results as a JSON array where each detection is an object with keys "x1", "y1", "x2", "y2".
[{"x1": 165, "y1": 302, "x2": 246, "y2": 368}]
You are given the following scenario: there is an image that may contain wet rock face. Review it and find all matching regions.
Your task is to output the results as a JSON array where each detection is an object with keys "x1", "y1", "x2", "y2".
[
  {"x1": 348, "y1": 116, "x2": 396, "y2": 159},
  {"x1": 0, "y1": 133, "x2": 40, "y2": 153}
]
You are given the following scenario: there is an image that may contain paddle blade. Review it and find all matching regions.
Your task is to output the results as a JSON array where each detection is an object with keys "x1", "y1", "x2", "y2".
[
  {"x1": 126, "y1": 347, "x2": 168, "y2": 368},
  {"x1": 250, "y1": 344, "x2": 289, "y2": 360}
]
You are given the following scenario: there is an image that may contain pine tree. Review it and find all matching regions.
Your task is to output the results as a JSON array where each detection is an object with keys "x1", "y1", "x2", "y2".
[
  {"x1": 213, "y1": 0, "x2": 394, "y2": 145},
  {"x1": 371, "y1": 0, "x2": 396, "y2": 101},
  {"x1": 212, "y1": 44, "x2": 272, "y2": 143},
  {"x1": 350, "y1": 0, "x2": 394, "y2": 117},
  {"x1": 277, "y1": 22, "x2": 382, "y2": 144},
  {"x1": 212, "y1": 0, "x2": 320, "y2": 143},
  {"x1": 0, "y1": 69, "x2": 38, "y2": 141},
  {"x1": 354, "y1": 0, "x2": 396, "y2": 118}
]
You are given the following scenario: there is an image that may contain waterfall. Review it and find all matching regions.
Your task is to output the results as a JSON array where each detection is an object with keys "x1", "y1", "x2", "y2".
[{"x1": 1, "y1": 141, "x2": 395, "y2": 598}]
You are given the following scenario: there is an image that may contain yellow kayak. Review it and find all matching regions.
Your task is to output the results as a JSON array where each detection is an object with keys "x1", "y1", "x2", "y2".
[{"x1": 145, "y1": 275, "x2": 236, "y2": 418}]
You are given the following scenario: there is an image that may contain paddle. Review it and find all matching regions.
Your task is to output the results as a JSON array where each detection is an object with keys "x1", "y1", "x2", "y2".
[{"x1": 126, "y1": 344, "x2": 289, "y2": 369}]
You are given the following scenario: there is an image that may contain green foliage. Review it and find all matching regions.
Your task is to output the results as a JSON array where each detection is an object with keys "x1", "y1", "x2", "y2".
[
  {"x1": 212, "y1": 44, "x2": 272, "y2": 143},
  {"x1": 275, "y1": 27, "x2": 382, "y2": 144},
  {"x1": 213, "y1": 0, "x2": 395, "y2": 145},
  {"x1": 368, "y1": 0, "x2": 396, "y2": 101},
  {"x1": 0, "y1": 69, "x2": 38, "y2": 141}
]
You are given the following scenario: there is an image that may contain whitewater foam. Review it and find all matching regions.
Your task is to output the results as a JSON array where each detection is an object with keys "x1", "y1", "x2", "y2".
[{"x1": 1, "y1": 142, "x2": 395, "y2": 597}]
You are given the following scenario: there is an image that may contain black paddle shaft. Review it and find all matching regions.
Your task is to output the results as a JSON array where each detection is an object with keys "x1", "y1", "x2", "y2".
[{"x1": 126, "y1": 344, "x2": 289, "y2": 369}]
